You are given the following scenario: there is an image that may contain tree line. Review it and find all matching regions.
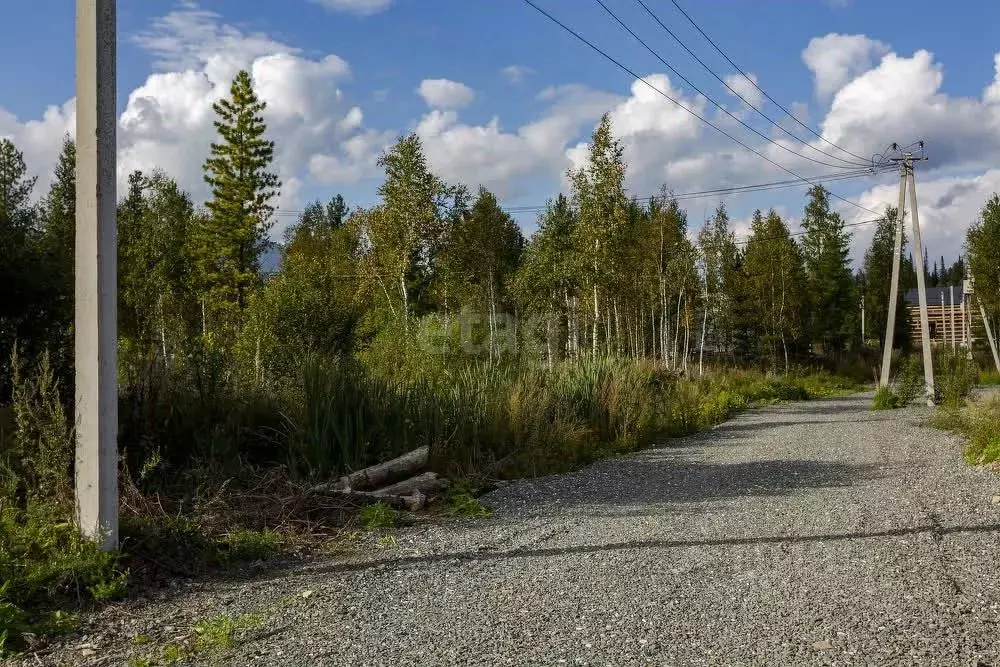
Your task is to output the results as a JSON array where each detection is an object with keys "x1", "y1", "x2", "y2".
[{"x1": 0, "y1": 68, "x2": 994, "y2": 399}]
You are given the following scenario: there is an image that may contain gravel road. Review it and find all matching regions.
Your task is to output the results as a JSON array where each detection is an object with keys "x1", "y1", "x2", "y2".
[{"x1": 25, "y1": 393, "x2": 1000, "y2": 666}]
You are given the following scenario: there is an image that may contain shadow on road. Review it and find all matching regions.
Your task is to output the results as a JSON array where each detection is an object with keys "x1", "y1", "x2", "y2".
[
  {"x1": 493, "y1": 455, "x2": 883, "y2": 511},
  {"x1": 303, "y1": 522, "x2": 1000, "y2": 576}
]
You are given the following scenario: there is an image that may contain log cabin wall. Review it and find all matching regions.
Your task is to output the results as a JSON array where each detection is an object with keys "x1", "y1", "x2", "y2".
[{"x1": 903, "y1": 285, "x2": 981, "y2": 348}]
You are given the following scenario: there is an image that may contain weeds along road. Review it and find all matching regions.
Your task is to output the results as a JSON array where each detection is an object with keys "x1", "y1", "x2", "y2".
[{"x1": 34, "y1": 394, "x2": 1000, "y2": 666}]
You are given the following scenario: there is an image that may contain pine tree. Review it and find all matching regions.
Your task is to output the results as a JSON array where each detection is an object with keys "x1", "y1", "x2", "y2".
[
  {"x1": 0, "y1": 138, "x2": 40, "y2": 398},
  {"x1": 198, "y1": 69, "x2": 280, "y2": 319},
  {"x1": 862, "y1": 207, "x2": 910, "y2": 351},
  {"x1": 35, "y1": 137, "x2": 77, "y2": 380},
  {"x1": 698, "y1": 203, "x2": 741, "y2": 360},
  {"x1": 800, "y1": 185, "x2": 856, "y2": 354},
  {"x1": 40, "y1": 137, "x2": 76, "y2": 283}
]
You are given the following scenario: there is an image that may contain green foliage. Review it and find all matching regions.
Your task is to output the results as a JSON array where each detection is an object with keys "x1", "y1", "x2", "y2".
[
  {"x1": 741, "y1": 209, "x2": 808, "y2": 369},
  {"x1": 216, "y1": 529, "x2": 280, "y2": 566},
  {"x1": 871, "y1": 386, "x2": 898, "y2": 411},
  {"x1": 800, "y1": 186, "x2": 856, "y2": 355},
  {"x1": 967, "y1": 194, "x2": 1000, "y2": 323},
  {"x1": 193, "y1": 613, "x2": 263, "y2": 652},
  {"x1": 893, "y1": 356, "x2": 924, "y2": 407},
  {"x1": 117, "y1": 170, "x2": 199, "y2": 356},
  {"x1": 933, "y1": 395, "x2": 1000, "y2": 465},
  {"x1": 445, "y1": 490, "x2": 493, "y2": 518},
  {"x1": 934, "y1": 349, "x2": 977, "y2": 408},
  {"x1": 7, "y1": 349, "x2": 72, "y2": 503},
  {"x1": 0, "y1": 504, "x2": 123, "y2": 655},
  {"x1": 360, "y1": 502, "x2": 397, "y2": 530},
  {"x1": 237, "y1": 220, "x2": 362, "y2": 385},
  {"x1": 699, "y1": 203, "x2": 742, "y2": 359},
  {"x1": 198, "y1": 69, "x2": 280, "y2": 318},
  {"x1": 980, "y1": 370, "x2": 1000, "y2": 386},
  {"x1": 861, "y1": 208, "x2": 911, "y2": 351}
]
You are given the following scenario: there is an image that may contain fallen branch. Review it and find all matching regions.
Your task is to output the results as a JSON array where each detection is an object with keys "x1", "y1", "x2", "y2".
[
  {"x1": 314, "y1": 446, "x2": 429, "y2": 493},
  {"x1": 326, "y1": 489, "x2": 427, "y2": 511},
  {"x1": 373, "y1": 472, "x2": 449, "y2": 498},
  {"x1": 310, "y1": 472, "x2": 450, "y2": 512}
]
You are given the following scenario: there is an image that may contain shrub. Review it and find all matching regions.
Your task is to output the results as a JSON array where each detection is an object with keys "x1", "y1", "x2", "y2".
[
  {"x1": 360, "y1": 502, "x2": 397, "y2": 530},
  {"x1": 871, "y1": 386, "x2": 898, "y2": 411},
  {"x1": 934, "y1": 349, "x2": 978, "y2": 408},
  {"x1": 0, "y1": 504, "x2": 124, "y2": 656},
  {"x1": 980, "y1": 369, "x2": 1000, "y2": 386},
  {"x1": 963, "y1": 395, "x2": 1000, "y2": 465},
  {"x1": 894, "y1": 355, "x2": 924, "y2": 407}
]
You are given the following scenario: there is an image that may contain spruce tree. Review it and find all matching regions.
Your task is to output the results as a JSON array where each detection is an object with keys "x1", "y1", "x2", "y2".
[
  {"x1": 0, "y1": 138, "x2": 40, "y2": 397},
  {"x1": 199, "y1": 69, "x2": 280, "y2": 317},
  {"x1": 800, "y1": 185, "x2": 855, "y2": 354},
  {"x1": 862, "y1": 207, "x2": 910, "y2": 351},
  {"x1": 40, "y1": 137, "x2": 76, "y2": 284},
  {"x1": 35, "y1": 137, "x2": 77, "y2": 380}
]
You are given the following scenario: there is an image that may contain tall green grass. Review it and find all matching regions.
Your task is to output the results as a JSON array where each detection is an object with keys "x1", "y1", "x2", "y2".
[
  {"x1": 272, "y1": 356, "x2": 854, "y2": 482},
  {"x1": 933, "y1": 394, "x2": 1000, "y2": 466}
]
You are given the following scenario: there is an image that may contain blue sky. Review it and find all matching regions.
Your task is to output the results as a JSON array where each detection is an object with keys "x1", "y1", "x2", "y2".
[{"x1": 2, "y1": 0, "x2": 1000, "y2": 263}]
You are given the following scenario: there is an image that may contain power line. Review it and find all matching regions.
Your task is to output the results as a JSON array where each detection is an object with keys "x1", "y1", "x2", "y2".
[
  {"x1": 631, "y1": 0, "x2": 870, "y2": 170},
  {"x1": 594, "y1": 0, "x2": 863, "y2": 172},
  {"x1": 663, "y1": 0, "x2": 872, "y2": 166},
  {"x1": 734, "y1": 214, "x2": 885, "y2": 246},
  {"x1": 504, "y1": 168, "x2": 873, "y2": 213},
  {"x1": 258, "y1": 169, "x2": 874, "y2": 219},
  {"x1": 520, "y1": 0, "x2": 880, "y2": 217}
]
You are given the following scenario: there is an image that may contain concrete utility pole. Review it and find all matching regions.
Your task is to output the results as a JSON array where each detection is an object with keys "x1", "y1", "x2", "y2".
[
  {"x1": 879, "y1": 151, "x2": 935, "y2": 405},
  {"x1": 75, "y1": 0, "x2": 118, "y2": 550},
  {"x1": 878, "y1": 163, "x2": 908, "y2": 388}
]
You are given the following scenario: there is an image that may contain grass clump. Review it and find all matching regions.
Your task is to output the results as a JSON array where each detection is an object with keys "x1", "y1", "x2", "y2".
[
  {"x1": 193, "y1": 613, "x2": 263, "y2": 652},
  {"x1": 216, "y1": 529, "x2": 281, "y2": 566},
  {"x1": 931, "y1": 394, "x2": 1000, "y2": 466},
  {"x1": 871, "y1": 385, "x2": 898, "y2": 411},
  {"x1": 360, "y1": 501, "x2": 397, "y2": 530}
]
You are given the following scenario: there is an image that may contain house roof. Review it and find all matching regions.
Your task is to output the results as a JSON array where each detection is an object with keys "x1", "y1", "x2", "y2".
[{"x1": 903, "y1": 285, "x2": 963, "y2": 307}]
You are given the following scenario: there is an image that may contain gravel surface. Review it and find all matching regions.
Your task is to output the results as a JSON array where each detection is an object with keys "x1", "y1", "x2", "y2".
[{"x1": 20, "y1": 393, "x2": 1000, "y2": 666}]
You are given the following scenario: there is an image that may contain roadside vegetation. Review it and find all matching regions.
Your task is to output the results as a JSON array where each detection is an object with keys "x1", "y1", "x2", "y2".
[{"x1": 3, "y1": 67, "x2": 998, "y2": 656}]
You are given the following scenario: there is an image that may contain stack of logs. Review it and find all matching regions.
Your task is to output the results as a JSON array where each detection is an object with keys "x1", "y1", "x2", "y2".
[{"x1": 308, "y1": 446, "x2": 448, "y2": 511}]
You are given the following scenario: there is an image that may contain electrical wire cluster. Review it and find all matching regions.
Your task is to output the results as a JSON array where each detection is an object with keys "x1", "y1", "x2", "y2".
[{"x1": 516, "y1": 0, "x2": 930, "y2": 222}]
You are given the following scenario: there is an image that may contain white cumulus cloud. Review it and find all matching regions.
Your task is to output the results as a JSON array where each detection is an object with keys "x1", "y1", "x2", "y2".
[
  {"x1": 723, "y1": 72, "x2": 763, "y2": 109},
  {"x1": 0, "y1": 2, "x2": 383, "y2": 237},
  {"x1": 802, "y1": 33, "x2": 890, "y2": 99},
  {"x1": 308, "y1": 0, "x2": 392, "y2": 16},
  {"x1": 417, "y1": 79, "x2": 476, "y2": 110},
  {"x1": 501, "y1": 65, "x2": 534, "y2": 83}
]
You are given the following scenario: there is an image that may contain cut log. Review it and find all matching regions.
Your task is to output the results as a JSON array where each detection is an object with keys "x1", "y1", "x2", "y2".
[
  {"x1": 315, "y1": 446, "x2": 429, "y2": 493},
  {"x1": 373, "y1": 472, "x2": 449, "y2": 498},
  {"x1": 310, "y1": 472, "x2": 448, "y2": 512}
]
